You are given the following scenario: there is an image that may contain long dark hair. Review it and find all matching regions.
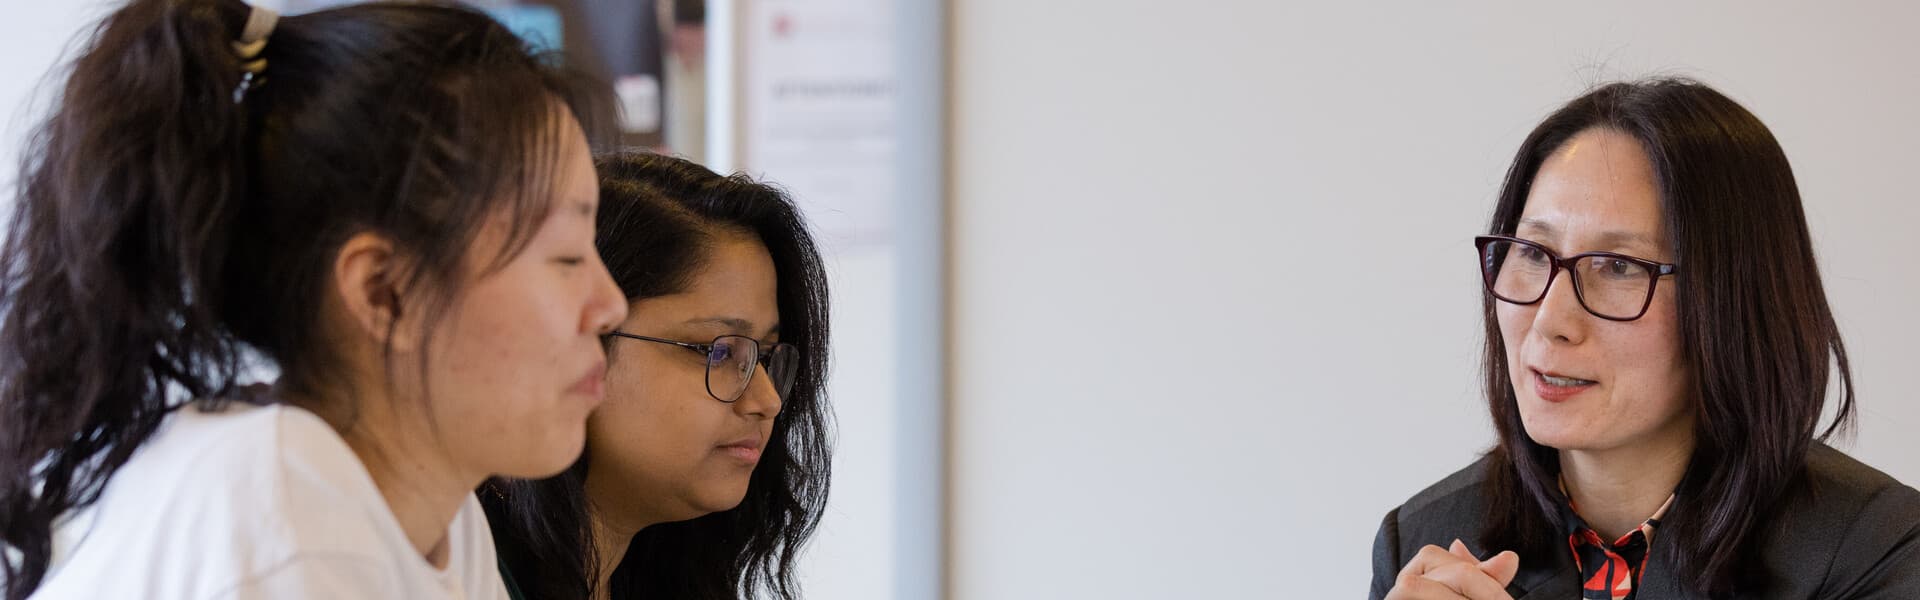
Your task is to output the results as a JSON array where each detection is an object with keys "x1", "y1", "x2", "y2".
[
  {"x1": 483, "y1": 151, "x2": 832, "y2": 600},
  {"x1": 0, "y1": 2, "x2": 610, "y2": 598},
  {"x1": 1478, "y1": 78, "x2": 1854, "y2": 597}
]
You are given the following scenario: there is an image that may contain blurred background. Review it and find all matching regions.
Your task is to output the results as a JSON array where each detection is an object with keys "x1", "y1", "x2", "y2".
[{"x1": 4, "y1": 1, "x2": 1917, "y2": 598}]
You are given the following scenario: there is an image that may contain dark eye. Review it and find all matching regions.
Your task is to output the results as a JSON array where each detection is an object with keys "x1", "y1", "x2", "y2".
[
  {"x1": 555, "y1": 256, "x2": 585, "y2": 266},
  {"x1": 1516, "y1": 246, "x2": 1549, "y2": 264},
  {"x1": 1584, "y1": 257, "x2": 1645, "y2": 281}
]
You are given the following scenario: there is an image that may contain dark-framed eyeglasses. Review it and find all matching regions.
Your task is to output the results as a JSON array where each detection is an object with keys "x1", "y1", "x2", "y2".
[
  {"x1": 603, "y1": 331, "x2": 800, "y2": 403},
  {"x1": 1474, "y1": 235, "x2": 1678, "y2": 322}
]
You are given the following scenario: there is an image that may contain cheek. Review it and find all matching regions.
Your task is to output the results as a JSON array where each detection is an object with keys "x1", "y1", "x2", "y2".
[
  {"x1": 472, "y1": 258, "x2": 588, "y2": 334},
  {"x1": 461, "y1": 272, "x2": 583, "y2": 362},
  {"x1": 1602, "y1": 303, "x2": 1690, "y2": 412},
  {"x1": 422, "y1": 283, "x2": 589, "y2": 432},
  {"x1": 592, "y1": 359, "x2": 716, "y2": 466},
  {"x1": 1495, "y1": 304, "x2": 1531, "y2": 365},
  {"x1": 446, "y1": 297, "x2": 552, "y2": 384},
  {"x1": 586, "y1": 396, "x2": 679, "y2": 490}
]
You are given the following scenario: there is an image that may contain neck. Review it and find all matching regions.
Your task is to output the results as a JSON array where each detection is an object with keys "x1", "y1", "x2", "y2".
[
  {"x1": 589, "y1": 512, "x2": 649, "y2": 600},
  {"x1": 582, "y1": 463, "x2": 673, "y2": 600},
  {"x1": 1559, "y1": 421, "x2": 1695, "y2": 540},
  {"x1": 289, "y1": 384, "x2": 476, "y2": 569}
]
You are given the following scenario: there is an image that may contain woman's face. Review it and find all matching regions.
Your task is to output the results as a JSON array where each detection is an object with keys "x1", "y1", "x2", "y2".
[
  {"x1": 415, "y1": 114, "x2": 629, "y2": 480},
  {"x1": 1499, "y1": 127, "x2": 1694, "y2": 454},
  {"x1": 586, "y1": 232, "x2": 785, "y2": 529}
]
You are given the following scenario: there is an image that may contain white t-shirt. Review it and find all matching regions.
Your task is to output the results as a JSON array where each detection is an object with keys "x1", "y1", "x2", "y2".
[{"x1": 27, "y1": 401, "x2": 508, "y2": 600}]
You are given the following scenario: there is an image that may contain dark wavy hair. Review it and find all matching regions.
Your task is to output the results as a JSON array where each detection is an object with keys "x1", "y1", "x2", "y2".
[
  {"x1": 483, "y1": 151, "x2": 832, "y2": 600},
  {"x1": 1478, "y1": 78, "x2": 1855, "y2": 597},
  {"x1": 0, "y1": 2, "x2": 610, "y2": 598}
]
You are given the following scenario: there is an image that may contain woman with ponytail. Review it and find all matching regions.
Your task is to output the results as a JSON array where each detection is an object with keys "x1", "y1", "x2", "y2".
[{"x1": 0, "y1": 1, "x2": 626, "y2": 598}]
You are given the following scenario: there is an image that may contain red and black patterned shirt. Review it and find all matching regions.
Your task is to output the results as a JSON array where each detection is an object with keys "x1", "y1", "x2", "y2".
[{"x1": 1559, "y1": 482, "x2": 1675, "y2": 600}]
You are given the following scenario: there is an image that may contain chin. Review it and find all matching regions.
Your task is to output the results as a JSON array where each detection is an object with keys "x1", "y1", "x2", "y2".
[
  {"x1": 504, "y1": 431, "x2": 588, "y2": 479},
  {"x1": 1518, "y1": 414, "x2": 1589, "y2": 451},
  {"x1": 696, "y1": 486, "x2": 753, "y2": 515},
  {"x1": 1525, "y1": 428, "x2": 1632, "y2": 454}
]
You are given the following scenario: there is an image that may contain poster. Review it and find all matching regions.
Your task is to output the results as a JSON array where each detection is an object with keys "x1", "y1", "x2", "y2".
[{"x1": 742, "y1": 0, "x2": 897, "y2": 250}]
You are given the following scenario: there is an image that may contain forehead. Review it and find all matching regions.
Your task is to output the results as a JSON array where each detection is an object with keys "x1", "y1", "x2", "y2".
[
  {"x1": 554, "y1": 117, "x2": 599, "y2": 210},
  {"x1": 623, "y1": 235, "x2": 781, "y2": 328},
  {"x1": 1519, "y1": 128, "x2": 1668, "y2": 251}
]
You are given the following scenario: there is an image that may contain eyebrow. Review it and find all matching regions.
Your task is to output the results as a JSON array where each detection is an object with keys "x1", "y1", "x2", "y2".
[
  {"x1": 683, "y1": 316, "x2": 781, "y2": 338},
  {"x1": 1515, "y1": 217, "x2": 1661, "y2": 253}
]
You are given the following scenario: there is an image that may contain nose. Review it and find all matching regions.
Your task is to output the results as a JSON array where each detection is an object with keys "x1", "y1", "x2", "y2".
[
  {"x1": 582, "y1": 254, "x2": 629, "y2": 337},
  {"x1": 733, "y1": 363, "x2": 784, "y2": 420},
  {"x1": 1529, "y1": 268, "x2": 1587, "y2": 345}
]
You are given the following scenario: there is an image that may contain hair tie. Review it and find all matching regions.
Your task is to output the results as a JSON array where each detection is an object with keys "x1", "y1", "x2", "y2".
[{"x1": 230, "y1": 5, "x2": 279, "y2": 103}]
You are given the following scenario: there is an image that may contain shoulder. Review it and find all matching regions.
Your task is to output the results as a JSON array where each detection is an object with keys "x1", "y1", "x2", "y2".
[
  {"x1": 68, "y1": 400, "x2": 374, "y2": 525},
  {"x1": 1372, "y1": 456, "x2": 1495, "y2": 596},
  {"x1": 1765, "y1": 444, "x2": 1920, "y2": 593},
  {"x1": 131, "y1": 400, "x2": 361, "y2": 481},
  {"x1": 1799, "y1": 442, "x2": 1918, "y2": 505},
  {"x1": 140, "y1": 401, "x2": 378, "y2": 530},
  {"x1": 1387, "y1": 456, "x2": 1493, "y2": 541},
  {"x1": 36, "y1": 402, "x2": 395, "y2": 598},
  {"x1": 1778, "y1": 443, "x2": 1920, "y2": 535}
]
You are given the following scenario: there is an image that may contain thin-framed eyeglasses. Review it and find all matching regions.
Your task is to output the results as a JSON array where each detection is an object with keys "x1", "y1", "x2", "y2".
[{"x1": 604, "y1": 331, "x2": 800, "y2": 403}]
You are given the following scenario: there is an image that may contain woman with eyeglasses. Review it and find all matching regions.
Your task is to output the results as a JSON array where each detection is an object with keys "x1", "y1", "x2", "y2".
[
  {"x1": 482, "y1": 151, "x2": 831, "y2": 600},
  {"x1": 1371, "y1": 79, "x2": 1920, "y2": 599}
]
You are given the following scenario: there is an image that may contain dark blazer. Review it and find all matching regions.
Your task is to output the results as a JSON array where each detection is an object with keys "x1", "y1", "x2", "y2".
[{"x1": 1370, "y1": 444, "x2": 1920, "y2": 599}]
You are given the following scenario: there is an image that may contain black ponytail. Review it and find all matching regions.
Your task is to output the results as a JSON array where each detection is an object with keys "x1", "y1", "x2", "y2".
[{"x1": 2, "y1": 3, "x2": 258, "y2": 596}]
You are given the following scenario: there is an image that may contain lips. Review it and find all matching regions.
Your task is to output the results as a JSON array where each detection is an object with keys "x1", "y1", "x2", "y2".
[
  {"x1": 716, "y1": 436, "x2": 764, "y2": 463},
  {"x1": 1538, "y1": 371, "x2": 1595, "y2": 386},
  {"x1": 567, "y1": 361, "x2": 607, "y2": 403},
  {"x1": 1529, "y1": 367, "x2": 1597, "y2": 402}
]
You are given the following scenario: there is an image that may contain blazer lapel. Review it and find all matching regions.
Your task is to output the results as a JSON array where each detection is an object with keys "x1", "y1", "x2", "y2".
[
  {"x1": 1508, "y1": 546, "x2": 1579, "y2": 600},
  {"x1": 1632, "y1": 534, "x2": 1705, "y2": 599},
  {"x1": 1512, "y1": 566, "x2": 1580, "y2": 600}
]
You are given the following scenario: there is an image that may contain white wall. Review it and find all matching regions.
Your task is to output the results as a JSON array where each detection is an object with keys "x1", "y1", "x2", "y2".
[
  {"x1": 1, "y1": 0, "x2": 295, "y2": 196},
  {"x1": 950, "y1": 2, "x2": 1920, "y2": 598},
  {"x1": 0, "y1": 1, "x2": 117, "y2": 200}
]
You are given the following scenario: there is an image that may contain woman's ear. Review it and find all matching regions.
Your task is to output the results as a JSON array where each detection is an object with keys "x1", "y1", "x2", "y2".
[{"x1": 331, "y1": 231, "x2": 422, "y2": 353}]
